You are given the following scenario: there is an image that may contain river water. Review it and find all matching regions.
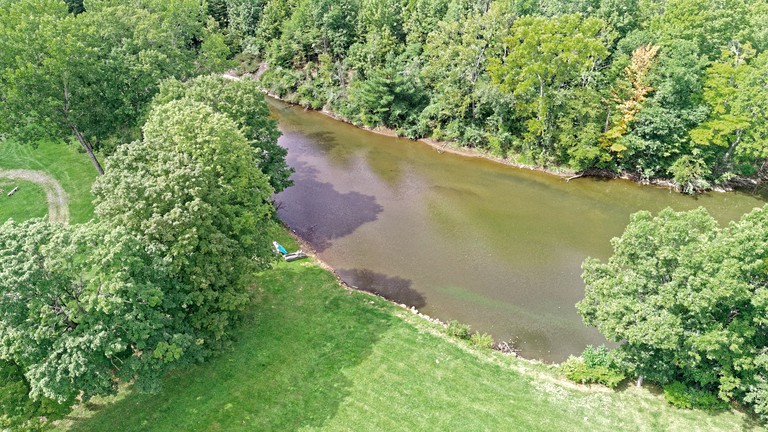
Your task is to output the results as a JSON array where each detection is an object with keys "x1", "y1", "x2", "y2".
[{"x1": 269, "y1": 97, "x2": 768, "y2": 362}]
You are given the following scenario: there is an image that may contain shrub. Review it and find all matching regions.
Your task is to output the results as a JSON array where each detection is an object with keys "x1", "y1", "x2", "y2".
[
  {"x1": 446, "y1": 320, "x2": 472, "y2": 340},
  {"x1": 235, "y1": 52, "x2": 262, "y2": 75},
  {"x1": 582, "y1": 345, "x2": 611, "y2": 368},
  {"x1": 470, "y1": 332, "x2": 494, "y2": 349},
  {"x1": 663, "y1": 381, "x2": 729, "y2": 411},
  {"x1": 560, "y1": 346, "x2": 626, "y2": 389},
  {"x1": 0, "y1": 361, "x2": 70, "y2": 432}
]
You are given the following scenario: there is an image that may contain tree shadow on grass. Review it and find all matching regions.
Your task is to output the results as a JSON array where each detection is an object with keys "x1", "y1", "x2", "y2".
[
  {"x1": 63, "y1": 265, "x2": 395, "y2": 432},
  {"x1": 336, "y1": 268, "x2": 425, "y2": 310},
  {"x1": 275, "y1": 161, "x2": 383, "y2": 252}
]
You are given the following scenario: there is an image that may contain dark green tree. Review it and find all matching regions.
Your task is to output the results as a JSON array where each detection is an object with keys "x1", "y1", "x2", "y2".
[
  {"x1": 152, "y1": 75, "x2": 292, "y2": 192},
  {"x1": 579, "y1": 206, "x2": 768, "y2": 414},
  {"x1": 0, "y1": 0, "x2": 226, "y2": 175},
  {"x1": 0, "y1": 220, "x2": 175, "y2": 402},
  {"x1": 488, "y1": 14, "x2": 611, "y2": 164},
  {"x1": 93, "y1": 99, "x2": 278, "y2": 358}
]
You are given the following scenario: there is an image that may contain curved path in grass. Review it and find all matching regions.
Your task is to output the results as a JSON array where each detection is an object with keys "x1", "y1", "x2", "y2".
[{"x1": 0, "y1": 169, "x2": 69, "y2": 224}]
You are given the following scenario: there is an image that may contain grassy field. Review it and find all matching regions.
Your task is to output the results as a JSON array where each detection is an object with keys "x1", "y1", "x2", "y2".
[
  {"x1": 54, "y1": 253, "x2": 759, "y2": 431},
  {"x1": 2, "y1": 138, "x2": 759, "y2": 431},
  {"x1": 0, "y1": 140, "x2": 98, "y2": 223},
  {"x1": 0, "y1": 178, "x2": 48, "y2": 221}
]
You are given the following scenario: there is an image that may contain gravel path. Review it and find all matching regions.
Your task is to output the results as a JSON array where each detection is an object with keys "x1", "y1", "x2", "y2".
[{"x1": 0, "y1": 169, "x2": 69, "y2": 224}]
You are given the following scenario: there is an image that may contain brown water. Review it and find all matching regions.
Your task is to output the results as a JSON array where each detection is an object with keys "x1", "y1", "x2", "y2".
[{"x1": 269, "y1": 97, "x2": 768, "y2": 362}]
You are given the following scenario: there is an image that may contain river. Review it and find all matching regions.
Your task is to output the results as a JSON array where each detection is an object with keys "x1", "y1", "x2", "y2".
[{"x1": 268, "y1": 97, "x2": 768, "y2": 362}]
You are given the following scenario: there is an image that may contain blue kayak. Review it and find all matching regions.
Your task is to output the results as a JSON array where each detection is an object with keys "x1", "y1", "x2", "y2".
[{"x1": 273, "y1": 241, "x2": 288, "y2": 255}]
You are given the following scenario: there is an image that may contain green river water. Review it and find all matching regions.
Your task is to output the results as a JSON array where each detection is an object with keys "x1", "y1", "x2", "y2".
[{"x1": 269, "y1": 97, "x2": 768, "y2": 362}]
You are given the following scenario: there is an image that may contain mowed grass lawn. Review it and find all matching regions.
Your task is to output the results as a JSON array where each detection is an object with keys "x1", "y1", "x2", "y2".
[
  {"x1": 0, "y1": 140, "x2": 98, "y2": 223},
  {"x1": 54, "y1": 257, "x2": 759, "y2": 432},
  {"x1": 3, "y1": 137, "x2": 759, "y2": 431},
  {"x1": 0, "y1": 178, "x2": 48, "y2": 221}
]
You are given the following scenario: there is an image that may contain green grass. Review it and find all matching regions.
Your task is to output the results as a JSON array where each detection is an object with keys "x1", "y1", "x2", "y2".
[
  {"x1": 0, "y1": 179, "x2": 48, "y2": 222},
  {"x1": 0, "y1": 140, "x2": 98, "y2": 223},
  {"x1": 3, "y1": 137, "x2": 760, "y2": 431},
  {"x1": 54, "y1": 257, "x2": 760, "y2": 431}
]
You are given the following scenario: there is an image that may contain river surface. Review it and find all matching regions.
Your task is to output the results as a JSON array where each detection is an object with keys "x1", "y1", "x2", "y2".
[{"x1": 269, "y1": 97, "x2": 768, "y2": 362}]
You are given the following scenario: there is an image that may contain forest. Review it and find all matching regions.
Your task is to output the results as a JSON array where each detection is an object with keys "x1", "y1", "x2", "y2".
[
  {"x1": 2, "y1": 0, "x2": 768, "y2": 430},
  {"x1": 216, "y1": 0, "x2": 768, "y2": 193}
]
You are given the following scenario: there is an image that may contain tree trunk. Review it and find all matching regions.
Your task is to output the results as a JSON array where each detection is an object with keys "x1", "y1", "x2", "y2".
[
  {"x1": 70, "y1": 124, "x2": 104, "y2": 175},
  {"x1": 63, "y1": 81, "x2": 104, "y2": 175}
]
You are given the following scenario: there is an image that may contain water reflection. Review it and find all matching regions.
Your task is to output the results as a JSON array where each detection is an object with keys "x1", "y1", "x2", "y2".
[
  {"x1": 269, "y1": 97, "x2": 768, "y2": 362},
  {"x1": 276, "y1": 161, "x2": 383, "y2": 252},
  {"x1": 336, "y1": 268, "x2": 425, "y2": 309}
]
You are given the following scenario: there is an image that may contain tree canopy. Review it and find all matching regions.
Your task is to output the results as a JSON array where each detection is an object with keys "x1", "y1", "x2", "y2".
[
  {"x1": 151, "y1": 75, "x2": 292, "y2": 192},
  {"x1": 231, "y1": 0, "x2": 768, "y2": 191},
  {"x1": 93, "y1": 98, "x2": 277, "y2": 356},
  {"x1": 0, "y1": 93, "x2": 280, "y2": 423},
  {"x1": 578, "y1": 206, "x2": 768, "y2": 417},
  {"x1": 0, "y1": 220, "x2": 174, "y2": 402},
  {"x1": 0, "y1": 0, "x2": 230, "y2": 174}
]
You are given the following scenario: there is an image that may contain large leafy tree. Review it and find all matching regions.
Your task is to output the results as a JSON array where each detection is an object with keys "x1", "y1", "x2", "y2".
[
  {"x1": 152, "y1": 75, "x2": 292, "y2": 192},
  {"x1": 93, "y1": 99, "x2": 278, "y2": 356},
  {"x1": 420, "y1": 4, "x2": 514, "y2": 146},
  {"x1": 649, "y1": 0, "x2": 748, "y2": 60},
  {"x1": 488, "y1": 14, "x2": 610, "y2": 164},
  {"x1": 0, "y1": 0, "x2": 225, "y2": 175},
  {"x1": 578, "y1": 206, "x2": 768, "y2": 413},
  {"x1": 620, "y1": 39, "x2": 709, "y2": 185},
  {"x1": 690, "y1": 43, "x2": 768, "y2": 176},
  {"x1": 0, "y1": 220, "x2": 175, "y2": 402}
]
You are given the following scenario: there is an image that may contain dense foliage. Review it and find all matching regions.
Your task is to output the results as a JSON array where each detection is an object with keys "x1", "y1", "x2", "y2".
[
  {"x1": 578, "y1": 206, "x2": 768, "y2": 417},
  {"x1": 151, "y1": 75, "x2": 292, "y2": 192},
  {"x1": 93, "y1": 99, "x2": 278, "y2": 360},
  {"x1": 0, "y1": 220, "x2": 176, "y2": 402},
  {"x1": 560, "y1": 345, "x2": 626, "y2": 388},
  {"x1": 0, "y1": 96, "x2": 282, "y2": 432},
  {"x1": 0, "y1": 0, "x2": 232, "y2": 174},
  {"x1": 0, "y1": 360, "x2": 69, "y2": 431},
  {"x1": 223, "y1": 0, "x2": 768, "y2": 191},
  {"x1": 0, "y1": 95, "x2": 280, "y2": 429}
]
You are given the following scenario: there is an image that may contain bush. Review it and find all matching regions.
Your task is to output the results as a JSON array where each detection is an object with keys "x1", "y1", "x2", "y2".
[
  {"x1": 0, "y1": 361, "x2": 70, "y2": 431},
  {"x1": 235, "y1": 52, "x2": 262, "y2": 75},
  {"x1": 446, "y1": 320, "x2": 472, "y2": 340},
  {"x1": 469, "y1": 332, "x2": 494, "y2": 349},
  {"x1": 663, "y1": 381, "x2": 729, "y2": 411},
  {"x1": 582, "y1": 345, "x2": 611, "y2": 368},
  {"x1": 560, "y1": 346, "x2": 626, "y2": 388}
]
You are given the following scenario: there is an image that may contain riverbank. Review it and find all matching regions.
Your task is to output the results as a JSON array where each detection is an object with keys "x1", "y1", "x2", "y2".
[
  {"x1": 5, "y1": 133, "x2": 759, "y2": 431},
  {"x1": 55, "y1": 245, "x2": 759, "y2": 431},
  {"x1": 228, "y1": 71, "x2": 756, "y2": 194}
]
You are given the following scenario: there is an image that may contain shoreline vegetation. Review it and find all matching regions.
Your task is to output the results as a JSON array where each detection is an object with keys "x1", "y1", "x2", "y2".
[
  {"x1": 1, "y1": 123, "x2": 759, "y2": 432},
  {"x1": 229, "y1": 0, "x2": 768, "y2": 196},
  {"x1": 231, "y1": 70, "x2": 760, "y2": 195},
  {"x1": 54, "y1": 234, "x2": 762, "y2": 431}
]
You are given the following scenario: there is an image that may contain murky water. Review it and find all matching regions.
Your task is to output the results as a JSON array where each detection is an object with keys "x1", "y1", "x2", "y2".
[{"x1": 269, "y1": 97, "x2": 768, "y2": 362}]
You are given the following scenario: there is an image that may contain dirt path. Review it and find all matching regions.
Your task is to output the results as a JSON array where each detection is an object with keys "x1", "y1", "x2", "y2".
[{"x1": 0, "y1": 169, "x2": 69, "y2": 224}]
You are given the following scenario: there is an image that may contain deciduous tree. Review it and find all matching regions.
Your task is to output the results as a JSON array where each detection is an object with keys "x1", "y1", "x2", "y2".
[
  {"x1": 0, "y1": 220, "x2": 175, "y2": 402},
  {"x1": 152, "y1": 75, "x2": 291, "y2": 192},
  {"x1": 0, "y1": 0, "x2": 226, "y2": 175},
  {"x1": 93, "y1": 99, "x2": 278, "y2": 357},
  {"x1": 579, "y1": 206, "x2": 768, "y2": 413}
]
